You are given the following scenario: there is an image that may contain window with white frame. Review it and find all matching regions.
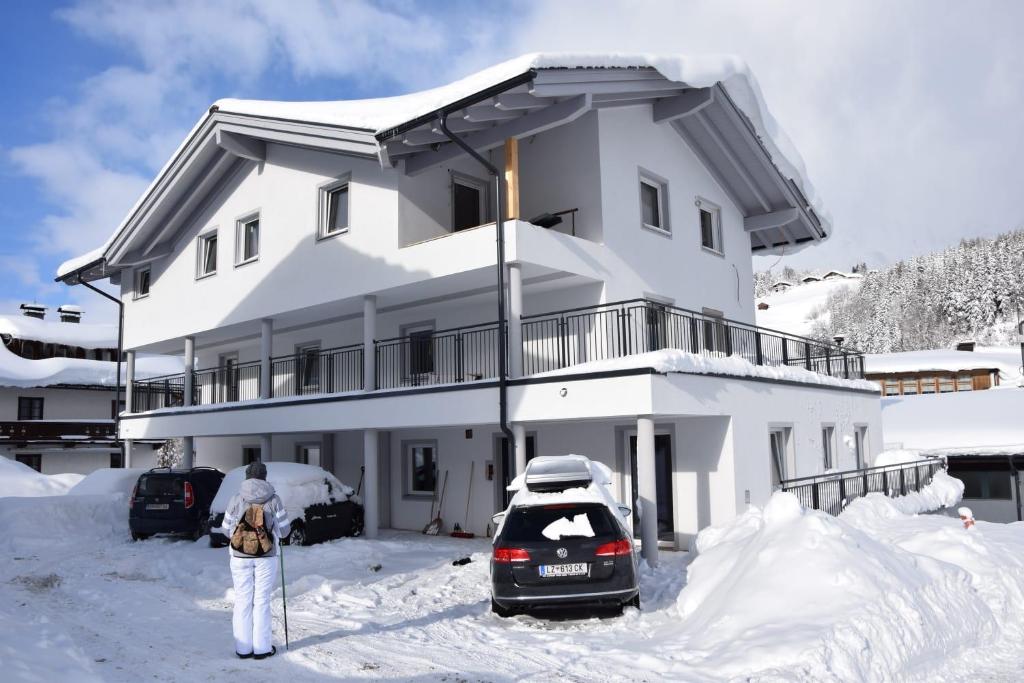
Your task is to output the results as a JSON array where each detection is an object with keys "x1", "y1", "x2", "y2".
[
  {"x1": 821, "y1": 425, "x2": 836, "y2": 470},
  {"x1": 697, "y1": 197, "x2": 723, "y2": 253},
  {"x1": 196, "y1": 230, "x2": 218, "y2": 278},
  {"x1": 318, "y1": 179, "x2": 349, "y2": 238},
  {"x1": 451, "y1": 173, "x2": 488, "y2": 232},
  {"x1": 404, "y1": 440, "x2": 438, "y2": 496},
  {"x1": 769, "y1": 427, "x2": 792, "y2": 487},
  {"x1": 134, "y1": 266, "x2": 151, "y2": 299},
  {"x1": 639, "y1": 173, "x2": 668, "y2": 233},
  {"x1": 854, "y1": 426, "x2": 869, "y2": 469},
  {"x1": 235, "y1": 213, "x2": 260, "y2": 265}
]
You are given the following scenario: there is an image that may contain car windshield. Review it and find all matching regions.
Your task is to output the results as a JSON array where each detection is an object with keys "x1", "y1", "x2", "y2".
[
  {"x1": 138, "y1": 475, "x2": 184, "y2": 496},
  {"x1": 502, "y1": 504, "x2": 617, "y2": 542}
]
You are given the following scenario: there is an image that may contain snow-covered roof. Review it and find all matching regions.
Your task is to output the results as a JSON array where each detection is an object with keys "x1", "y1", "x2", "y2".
[
  {"x1": 0, "y1": 344, "x2": 183, "y2": 388},
  {"x1": 865, "y1": 347, "x2": 1020, "y2": 379},
  {"x1": 0, "y1": 313, "x2": 116, "y2": 348},
  {"x1": 58, "y1": 52, "x2": 831, "y2": 280},
  {"x1": 881, "y1": 387, "x2": 1024, "y2": 452}
]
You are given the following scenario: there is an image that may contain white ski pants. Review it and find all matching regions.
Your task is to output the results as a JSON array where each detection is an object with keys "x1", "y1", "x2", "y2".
[{"x1": 230, "y1": 555, "x2": 278, "y2": 655}]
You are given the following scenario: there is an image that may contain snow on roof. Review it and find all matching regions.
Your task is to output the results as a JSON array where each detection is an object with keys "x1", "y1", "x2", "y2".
[
  {"x1": 881, "y1": 388, "x2": 1024, "y2": 452},
  {"x1": 57, "y1": 304, "x2": 83, "y2": 313},
  {"x1": 0, "y1": 313, "x2": 116, "y2": 348},
  {"x1": 865, "y1": 347, "x2": 1021, "y2": 379},
  {"x1": 59, "y1": 52, "x2": 829, "y2": 280},
  {"x1": 0, "y1": 345, "x2": 183, "y2": 388},
  {"x1": 755, "y1": 277, "x2": 862, "y2": 337}
]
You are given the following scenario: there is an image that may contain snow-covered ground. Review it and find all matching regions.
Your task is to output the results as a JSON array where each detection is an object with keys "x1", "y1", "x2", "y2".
[
  {"x1": 3, "y1": 473, "x2": 1024, "y2": 681},
  {"x1": 755, "y1": 277, "x2": 861, "y2": 338}
]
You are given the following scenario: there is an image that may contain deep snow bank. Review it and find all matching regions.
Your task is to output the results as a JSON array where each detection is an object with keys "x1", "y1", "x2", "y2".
[
  {"x1": 0, "y1": 455, "x2": 83, "y2": 497},
  {"x1": 0, "y1": 493, "x2": 129, "y2": 554},
  {"x1": 675, "y1": 478, "x2": 1021, "y2": 680}
]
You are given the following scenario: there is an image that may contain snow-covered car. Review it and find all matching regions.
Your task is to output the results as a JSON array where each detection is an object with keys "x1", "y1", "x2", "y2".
[
  {"x1": 129, "y1": 467, "x2": 225, "y2": 541},
  {"x1": 490, "y1": 455, "x2": 640, "y2": 617},
  {"x1": 208, "y1": 462, "x2": 362, "y2": 548}
]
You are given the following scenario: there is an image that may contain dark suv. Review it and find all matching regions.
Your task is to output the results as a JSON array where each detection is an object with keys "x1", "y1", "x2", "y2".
[
  {"x1": 490, "y1": 500, "x2": 640, "y2": 617},
  {"x1": 129, "y1": 467, "x2": 224, "y2": 541}
]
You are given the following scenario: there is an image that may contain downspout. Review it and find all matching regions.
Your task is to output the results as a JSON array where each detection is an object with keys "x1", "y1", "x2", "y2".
[
  {"x1": 435, "y1": 113, "x2": 516, "y2": 455},
  {"x1": 77, "y1": 275, "x2": 125, "y2": 464}
]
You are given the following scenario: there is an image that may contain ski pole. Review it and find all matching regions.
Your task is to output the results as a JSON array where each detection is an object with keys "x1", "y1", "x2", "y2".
[{"x1": 279, "y1": 535, "x2": 289, "y2": 650}]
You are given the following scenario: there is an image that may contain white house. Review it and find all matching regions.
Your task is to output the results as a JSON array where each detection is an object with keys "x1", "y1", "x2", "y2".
[
  {"x1": 57, "y1": 54, "x2": 881, "y2": 557},
  {"x1": 0, "y1": 305, "x2": 178, "y2": 474}
]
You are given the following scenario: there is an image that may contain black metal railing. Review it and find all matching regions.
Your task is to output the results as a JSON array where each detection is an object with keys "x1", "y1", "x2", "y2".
[
  {"x1": 132, "y1": 373, "x2": 186, "y2": 412},
  {"x1": 521, "y1": 299, "x2": 865, "y2": 379},
  {"x1": 375, "y1": 322, "x2": 502, "y2": 389},
  {"x1": 270, "y1": 344, "x2": 363, "y2": 398},
  {"x1": 192, "y1": 360, "x2": 262, "y2": 405},
  {"x1": 780, "y1": 459, "x2": 945, "y2": 516}
]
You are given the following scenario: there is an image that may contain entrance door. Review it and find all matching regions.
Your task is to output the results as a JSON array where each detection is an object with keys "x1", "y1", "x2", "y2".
[
  {"x1": 498, "y1": 435, "x2": 536, "y2": 508},
  {"x1": 628, "y1": 434, "x2": 674, "y2": 541}
]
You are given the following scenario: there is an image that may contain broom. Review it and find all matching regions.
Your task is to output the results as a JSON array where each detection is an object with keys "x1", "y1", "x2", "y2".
[
  {"x1": 451, "y1": 461, "x2": 476, "y2": 538},
  {"x1": 423, "y1": 470, "x2": 448, "y2": 536}
]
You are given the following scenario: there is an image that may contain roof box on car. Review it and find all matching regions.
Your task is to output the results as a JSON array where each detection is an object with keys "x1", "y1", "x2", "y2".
[{"x1": 524, "y1": 455, "x2": 593, "y2": 493}]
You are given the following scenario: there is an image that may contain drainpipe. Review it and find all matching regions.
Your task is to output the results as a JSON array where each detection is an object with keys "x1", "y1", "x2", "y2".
[
  {"x1": 77, "y1": 275, "x2": 125, "y2": 465},
  {"x1": 436, "y1": 113, "x2": 516, "y2": 460}
]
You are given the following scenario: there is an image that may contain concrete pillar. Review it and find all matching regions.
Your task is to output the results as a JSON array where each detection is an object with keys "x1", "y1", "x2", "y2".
[
  {"x1": 363, "y1": 429, "x2": 379, "y2": 538},
  {"x1": 183, "y1": 336, "x2": 195, "y2": 406},
  {"x1": 125, "y1": 350, "x2": 136, "y2": 413},
  {"x1": 124, "y1": 440, "x2": 133, "y2": 468},
  {"x1": 260, "y1": 433, "x2": 272, "y2": 462},
  {"x1": 181, "y1": 436, "x2": 195, "y2": 469},
  {"x1": 363, "y1": 295, "x2": 376, "y2": 391},
  {"x1": 512, "y1": 422, "x2": 527, "y2": 477},
  {"x1": 636, "y1": 416, "x2": 659, "y2": 568},
  {"x1": 260, "y1": 319, "x2": 273, "y2": 400},
  {"x1": 508, "y1": 262, "x2": 524, "y2": 378}
]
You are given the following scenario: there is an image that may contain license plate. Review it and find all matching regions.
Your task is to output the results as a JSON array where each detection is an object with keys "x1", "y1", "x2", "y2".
[
  {"x1": 539, "y1": 563, "x2": 589, "y2": 578},
  {"x1": 146, "y1": 504, "x2": 169, "y2": 510}
]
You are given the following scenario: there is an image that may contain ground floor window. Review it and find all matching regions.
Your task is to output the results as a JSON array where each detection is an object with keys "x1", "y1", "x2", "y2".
[
  {"x1": 949, "y1": 468, "x2": 1013, "y2": 500},
  {"x1": 854, "y1": 426, "x2": 868, "y2": 469},
  {"x1": 769, "y1": 428, "x2": 792, "y2": 486},
  {"x1": 16, "y1": 454, "x2": 41, "y2": 472},
  {"x1": 404, "y1": 440, "x2": 437, "y2": 496},
  {"x1": 110, "y1": 451, "x2": 123, "y2": 468},
  {"x1": 242, "y1": 446, "x2": 260, "y2": 465}
]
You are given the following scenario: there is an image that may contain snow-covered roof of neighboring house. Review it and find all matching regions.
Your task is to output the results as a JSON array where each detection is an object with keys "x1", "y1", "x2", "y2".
[
  {"x1": 59, "y1": 52, "x2": 831, "y2": 281},
  {"x1": 865, "y1": 347, "x2": 1022, "y2": 383},
  {"x1": 822, "y1": 270, "x2": 850, "y2": 279},
  {"x1": 0, "y1": 314, "x2": 117, "y2": 349},
  {"x1": 771, "y1": 281, "x2": 794, "y2": 288},
  {"x1": 881, "y1": 388, "x2": 1024, "y2": 452},
  {"x1": 800, "y1": 274, "x2": 821, "y2": 282},
  {"x1": 0, "y1": 344, "x2": 183, "y2": 388}
]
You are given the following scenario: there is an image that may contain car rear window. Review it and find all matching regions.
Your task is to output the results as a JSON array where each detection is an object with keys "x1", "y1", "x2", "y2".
[
  {"x1": 502, "y1": 504, "x2": 618, "y2": 543},
  {"x1": 138, "y1": 475, "x2": 184, "y2": 496}
]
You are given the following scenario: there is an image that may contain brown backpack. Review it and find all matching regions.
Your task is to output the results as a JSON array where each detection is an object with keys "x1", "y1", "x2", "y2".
[{"x1": 230, "y1": 504, "x2": 274, "y2": 556}]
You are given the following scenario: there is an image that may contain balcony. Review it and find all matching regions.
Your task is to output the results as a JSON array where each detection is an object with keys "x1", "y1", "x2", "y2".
[
  {"x1": 129, "y1": 299, "x2": 865, "y2": 414},
  {"x1": 0, "y1": 420, "x2": 116, "y2": 442}
]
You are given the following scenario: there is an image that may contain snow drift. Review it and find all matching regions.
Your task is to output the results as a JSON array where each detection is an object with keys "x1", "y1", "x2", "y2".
[
  {"x1": 68, "y1": 468, "x2": 147, "y2": 497},
  {"x1": 0, "y1": 455, "x2": 83, "y2": 497},
  {"x1": 0, "y1": 493, "x2": 129, "y2": 555}
]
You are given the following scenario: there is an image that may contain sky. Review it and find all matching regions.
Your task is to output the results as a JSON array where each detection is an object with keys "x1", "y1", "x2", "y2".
[{"x1": 1, "y1": 0, "x2": 1022, "y2": 323}]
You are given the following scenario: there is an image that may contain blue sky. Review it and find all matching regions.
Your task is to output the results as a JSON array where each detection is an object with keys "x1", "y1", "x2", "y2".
[{"x1": 2, "y1": 1, "x2": 1022, "y2": 322}]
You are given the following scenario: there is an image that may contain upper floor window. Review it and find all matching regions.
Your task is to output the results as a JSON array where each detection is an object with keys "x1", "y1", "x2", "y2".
[
  {"x1": 235, "y1": 213, "x2": 260, "y2": 266},
  {"x1": 639, "y1": 171, "x2": 669, "y2": 234},
  {"x1": 821, "y1": 425, "x2": 835, "y2": 470},
  {"x1": 697, "y1": 197, "x2": 723, "y2": 254},
  {"x1": 197, "y1": 230, "x2": 217, "y2": 279},
  {"x1": 134, "y1": 266, "x2": 151, "y2": 299},
  {"x1": 319, "y1": 179, "x2": 349, "y2": 238},
  {"x1": 451, "y1": 173, "x2": 488, "y2": 232},
  {"x1": 18, "y1": 396, "x2": 44, "y2": 420}
]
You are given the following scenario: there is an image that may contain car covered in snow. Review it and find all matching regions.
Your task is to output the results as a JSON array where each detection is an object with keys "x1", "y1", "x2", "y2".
[
  {"x1": 129, "y1": 466, "x2": 225, "y2": 541},
  {"x1": 489, "y1": 455, "x2": 640, "y2": 617},
  {"x1": 208, "y1": 462, "x2": 362, "y2": 548}
]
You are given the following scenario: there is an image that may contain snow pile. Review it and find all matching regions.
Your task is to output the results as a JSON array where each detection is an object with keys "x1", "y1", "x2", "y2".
[
  {"x1": 210, "y1": 462, "x2": 356, "y2": 521},
  {"x1": 0, "y1": 343, "x2": 183, "y2": 388},
  {"x1": 674, "y1": 471, "x2": 1024, "y2": 680},
  {"x1": 871, "y1": 448, "x2": 931, "y2": 467},
  {"x1": 535, "y1": 348, "x2": 879, "y2": 391},
  {"x1": 68, "y1": 468, "x2": 146, "y2": 497},
  {"x1": 0, "y1": 493, "x2": 129, "y2": 555},
  {"x1": 0, "y1": 313, "x2": 117, "y2": 348},
  {"x1": 0, "y1": 455, "x2": 83, "y2": 497}
]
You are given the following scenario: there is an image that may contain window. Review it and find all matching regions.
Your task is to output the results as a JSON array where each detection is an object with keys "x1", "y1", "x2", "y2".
[
  {"x1": 938, "y1": 375, "x2": 956, "y2": 393},
  {"x1": 402, "y1": 324, "x2": 435, "y2": 379},
  {"x1": 16, "y1": 454, "x2": 41, "y2": 472},
  {"x1": 920, "y1": 376, "x2": 937, "y2": 394},
  {"x1": 957, "y1": 374, "x2": 973, "y2": 391},
  {"x1": 902, "y1": 378, "x2": 919, "y2": 395},
  {"x1": 639, "y1": 176, "x2": 668, "y2": 233},
  {"x1": 821, "y1": 425, "x2": 835, "y2": 470},
  {"x1": 235, "y1": 214, "x2": 259, "y2": 265},
  {"x1": 197, "y1": 231, "x2": 218, "y2": 278},
  {"x1": 110, "y1": 451, "x2": 123, "y2": 469},
  {"x1": 451, "y1": 174, "x2": 487, "y2": 232},
  {"x1": 883, "y1": 379, "x2": 900, "y2": 396},
  {"x1": 769, "y1": 428, "x2": 791, "y2": 487},
  {"x1": 404, "y1": 441, "x2": 438, "y2": 496},
  {"x1": 854, "y1": 426, "x2": 868, "y2": 469},
  {"x1": 134, "y1": 266, "x2": 151, "y2": 299},
  {"x1": 319, "y1": 179, "x2": 350, "y2": 238},
  {"x1": 697, "y1": 197, "x2": 723, "y2": 253},
  {"x1": 296, "y1": 443, "x2": 320, "y2": 466},
  {"x1": 17, "y1": 397, "x2": 43, "y2": 420},
  {"x1": 296, "y1": 344, "x2": 321, "y2": 392},
  {"x1": 701, "y1": 308, "x2": 728, "y2": 355},
  {"x1": 947, "y1": 468, "x2": 1012, "y2": 500},
  {"x1": 242, "y1": 447, "x2": 260, "y2": 465}
]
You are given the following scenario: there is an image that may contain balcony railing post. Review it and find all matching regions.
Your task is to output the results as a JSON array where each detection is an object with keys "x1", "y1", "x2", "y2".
[
  {"x1": 689, "y1": 316, "x2": 700, "y2": 354},
  {"x1": 839, "y1": 475, "x2": 846, "y2": 507},
  {"x1": 724, "y1": 322, "x2": 733, "y2": 356},
  {"x1": 900, "y1": 466, "x2": 907, "y2": 495},
  {"x1": 862, "y1": 469, "x2": 869, "y2": 496},
  {"x1": 558, "y1": 318, "x2": 568, "y2": 369},
  {"x1": 824, "y1": 346, "x2": 832, "y2": 376},
  {"x1": 456, "y1": 332, "x2": 464, "y2": 382},
  {"x1": 811, "y1": 481, "x2": 820, "y2": 510},
  {"x1": 782, "y1": 339, "x2": 790, "y2": 366},
  {"x1": 754, "y1": 330, "x2": 764, "y2": 366}
]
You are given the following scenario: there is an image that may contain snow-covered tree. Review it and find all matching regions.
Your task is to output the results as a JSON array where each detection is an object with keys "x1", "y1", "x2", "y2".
[{"x1": 156, "y1": 438, "x2": 183, "y2": 468}]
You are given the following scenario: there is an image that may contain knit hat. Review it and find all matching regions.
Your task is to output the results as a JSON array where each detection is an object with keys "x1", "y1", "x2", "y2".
[{"x1": 245, "y1": 461, "x2": 267, "y2": 480}]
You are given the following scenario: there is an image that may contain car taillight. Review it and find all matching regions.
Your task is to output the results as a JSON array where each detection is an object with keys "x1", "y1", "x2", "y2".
[
  {"x1": 595, "y1": 539, "x2": 633, "y2": 557},
  {"x1": 184, "y1": 482, "x2": 194, "y2": 509},
  {"x1": 130, "y1": 484, "x2": 138, "y2": 508},
  {"x1": 493, "y1": 547, "x2": 531, "y2": 563}
]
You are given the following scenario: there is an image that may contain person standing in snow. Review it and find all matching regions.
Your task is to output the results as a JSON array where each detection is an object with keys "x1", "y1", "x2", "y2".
[{"x1": 218, "y1": 461, "x2": 290, "y2": 660}]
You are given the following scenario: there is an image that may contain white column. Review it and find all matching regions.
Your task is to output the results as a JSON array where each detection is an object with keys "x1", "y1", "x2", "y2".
[
  {"x1": 512, "y1": 423, "x2": 527, "y2": 477},
  {"x1": 363, "y1": 295, "x2": 376, "y2": 391},
  {"x1": 125, "y1": 350, "x2": 136, "y2": 413},
  {"x1": 124, "y1": 440, "x2": 133, "y2": 468},
  {"x1": 181, "y1": 436, "x2": 195, "y2": 469},
  {"x1": 363, "y1": 429, "x2": 379, "y2": 538},
  {"x1": 260, "y1": 319, "x2": 273, "y2": 400},
  {"x1": 183, "y1": 336, "x2": 195, "y2": 407},
  {"x1": 508, "y1": 262, "x2": 524, "y2": 378},
  {"x1": 636, "y1": 416, "x2": 659, "y2": 568},
  {"x1": 260, "y1": 434, "x2": 272, "y2": 462}
]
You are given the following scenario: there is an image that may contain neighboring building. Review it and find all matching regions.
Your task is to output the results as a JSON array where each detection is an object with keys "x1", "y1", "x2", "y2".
[
  {"x1": 770, "y1": 281, "x2": 794, "y2": 293},
  {"x1": 57, "y1": 54, "x2": 882, "y2": 553},
  {"x1": 0, "y1": 305, "x2": 180, "y2": 474},
  {"x1": 822, "y1": 270, "x2": 850, "y2": 280},
  {"x1": 800, "y1": 274, "x2": 821, "y2": 283},
  {"x1": 864, "y1": 347, "x2": 1016, "y2": 396}
]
